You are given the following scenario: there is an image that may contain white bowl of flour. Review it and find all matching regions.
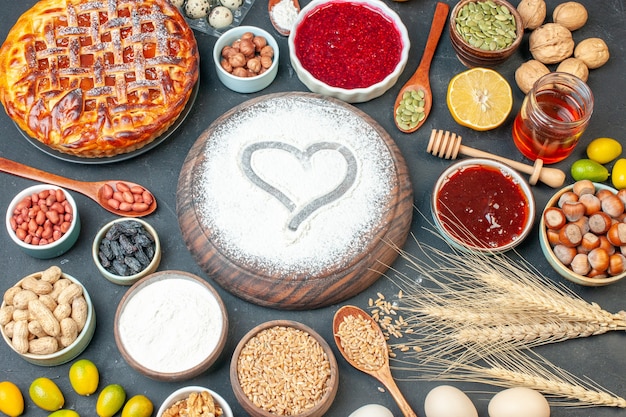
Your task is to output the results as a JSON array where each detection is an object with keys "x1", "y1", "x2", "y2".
[{"x1": 114, "y1": 270, "x2": 228, "y2": 381}]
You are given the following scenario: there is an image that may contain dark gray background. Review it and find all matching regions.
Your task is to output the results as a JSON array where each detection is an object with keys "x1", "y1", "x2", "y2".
[{"x1": 1, "y1": 0, "x2": 624, "y2": 416}]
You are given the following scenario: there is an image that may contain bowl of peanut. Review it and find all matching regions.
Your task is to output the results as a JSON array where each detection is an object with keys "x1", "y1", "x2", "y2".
[
  {"x1": 540, "y1": 180, "x2": 626, "y2": 286},
  {"x1": 0, "y1": 266, "x2": 96, "y2": 366},
  {"x1": 157, "y1": 386, "x2": 233, "y2": 417},
  {"x1": 213, "y1": 26, "x2": 279, "y2": 94},
  {"x1": 5, "y1": 184, "x2": 80, "y2": 259},
  {"x1": 230, "y1": 320, "x2": 339, "y2": 417}
]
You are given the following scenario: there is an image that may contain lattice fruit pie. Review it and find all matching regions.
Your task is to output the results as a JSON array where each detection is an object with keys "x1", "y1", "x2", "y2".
[{"x1": 0, "y1": 0, "x2": 199, "y2": 158}]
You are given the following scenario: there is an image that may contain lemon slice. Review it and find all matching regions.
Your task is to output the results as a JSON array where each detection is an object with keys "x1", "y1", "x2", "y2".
[{"x1": 446, "y1": 67, "x2": 513, "y2": 131}]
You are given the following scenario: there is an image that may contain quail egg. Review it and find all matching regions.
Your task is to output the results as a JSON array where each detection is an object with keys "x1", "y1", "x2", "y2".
[
  {"x1": 185, "y1": 0, "x2": 211, "y2": 19},
  {"x1": 169, "y1": 0, "x2": 185, "y2": 8},
  {"x1": 208, "y1": 6, "x2": 234, "y2": 29},
  {"x1": 220, "y1": 0, "x2": 244, "y2": 10}
]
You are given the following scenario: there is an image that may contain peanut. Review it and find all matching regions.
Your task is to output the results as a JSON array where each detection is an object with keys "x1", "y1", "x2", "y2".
[
  {"x1": 4, "y1": 321, "x2": 15, "y2": 339},
  {"x1": 28, "y1": 299, "x2": 60, "y2": 337},
  {"x1": 59, "y1": 317, "x2": 78, "y2": 347},
  {"x1": 21, "y1": 275, "x2": 53, "y2": 295},
  {"x1": 28, "y1": 320, "x2": 49, "y2": 338},
  {"x1": 57, "y1": 283, "x2": 83, "y2": 305},
  {"x1": 12, "y1": 289, "x2": 38, "y2": 310},
  {"x1": 3, "y1": 286, "x2": 22, "y2": 305},
  {"x1": 38, "y1": 294, "x2": 58, "y2": 312},
  {"x1": 0, "y1": 305, "x2": 14, "y2": 326},
  {"x1": 105, "y1": 181, "x2": 153, "y2": 213},
  {"x1": 49, "y1": 278, "x2": 72, "y2": 300},
  {"x1": 40, "y1": 266, "x2": 62, "y2": 283},
  {"x1": 29, "y1": 336, "x2": 59, "y2": 355},
  {"x1": 53, "y1": 303, "x2": 72, "y2": 322},
  {"x1": 12, "y1": 309, "x2": 31, "y2": 322},
  {"x1": 71, "y1": 297, "x2": 88, "y2": 332},
  {"x1": 11, "y1": 320, "x2": 29, "y2": 354}
]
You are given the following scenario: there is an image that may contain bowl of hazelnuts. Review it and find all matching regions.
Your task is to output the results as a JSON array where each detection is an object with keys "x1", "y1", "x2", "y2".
[{"x1": 213, "y1": 26, "x2": 278, "y2": 93}]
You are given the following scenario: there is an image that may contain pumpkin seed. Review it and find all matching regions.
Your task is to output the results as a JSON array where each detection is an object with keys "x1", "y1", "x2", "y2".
[
  {"x1": 455, "y1": 0, "x2": 517, "y2": 51},
  {"x1": 396, "y1": 89, "x2": 427, "y2": 130}
]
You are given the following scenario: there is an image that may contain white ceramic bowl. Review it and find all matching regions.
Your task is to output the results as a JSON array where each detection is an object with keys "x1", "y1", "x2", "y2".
[
  {"x1": 539, "y1": 182, "x2": 626, "y2": 286},
  {"x1": 1, "y1": 269, "x2": 96, "y2": 366},
  {"x1": 213, "y1": 26, "x2": 279, "y2": 93},
  {"x1": 6, "y1": 184, "x2": 80, "y2": 259},
  {"x1": 92, "y1": 218, "x2": 161, "y2": 286},
  {"x1": 288, "y1": 0, "x2": 410, "y2": 103},
  {"x1": 114, "y1": 271, "x2": 228, "y2": 381},
  {"x1": 157, "y1": 386, "x2": 233, "y2": 417},
  {"x1": 432, "y1": 158, "x2": 535, "y2": 253}
]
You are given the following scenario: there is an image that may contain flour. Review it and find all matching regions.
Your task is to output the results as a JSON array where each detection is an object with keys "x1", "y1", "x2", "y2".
[
  {"x1": 118, "y1": 277, "x2": 223, "y2": 373},
  {"x1": 192, "y1": 95, "x2": 397, "y2": 276},
  {"x1": 270, "y1": 0, "x2": 299, "y2": 32}
]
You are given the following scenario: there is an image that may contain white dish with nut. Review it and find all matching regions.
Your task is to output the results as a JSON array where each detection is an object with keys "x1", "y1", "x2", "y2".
[
  {"x1": 0, "y1": 266, "x2": 96, "y2": 366},
  {"x1": 540, "y1": 180, "x2": 626, "y2": 286},
  {"x1": 157, "y1": 386, "x2": 233, "y2": 417}
]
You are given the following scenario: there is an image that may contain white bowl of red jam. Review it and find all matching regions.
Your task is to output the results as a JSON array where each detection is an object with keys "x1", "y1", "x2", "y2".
[
  {"x1": 432, "y1": 158, "x2": 535, "y2": 254},
  {"x1": 288, "y1": 0, "x2": 410, "y2": 103}
]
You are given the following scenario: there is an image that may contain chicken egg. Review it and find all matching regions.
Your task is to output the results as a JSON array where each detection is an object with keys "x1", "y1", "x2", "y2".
[
  {"x1": 348, "y1": 404, "x2": 394, "y2": 417},
  {"x1": 488, "y1": 387, "x2": 550, "y2": 417},
  {"x1": 424, "y1": 385, "x2": 478, "y2": 417}
]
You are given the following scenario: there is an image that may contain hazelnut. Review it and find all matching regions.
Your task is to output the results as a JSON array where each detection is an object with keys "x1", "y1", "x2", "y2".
[
  {"x1": 609, "y1": 253, "x2": 626, "y2": 276},
  {"x1": 517, "y1": 0, "x2": 546, "y2": 30},
  {"x1": 570, "y1": 253, "x2": 591, "y2": 276},
  {"x1": 574, "y1": 38, "x2": 610, "y2": 69},
  {"x1": 556, "y1": 57, "x2": 589, "y2": 82},
  {"x1": 562, "y1": 201, "x2": 586, "y2": 222},
  {"x1": 252, "y1": 36, "x2": 267, "y2": 52},
  {"x1": 529, "y1": 23, "x2": 574, "y2": 64},
  {"x1": 247, "y1": 57, "x2": 262, "y2": 74},
  {"x1": 553, "y1": 2, "x2": 588, "y2": 31},
  {"x1": 228, "y1": 52, "x2": 247, "y2": 68},
  {"x1": 601, "y1": 194, "x2": 625, "y2": 218},
  {"x1": 515, "y1": 60, "x2": 550, "y2": 94},
  {"x1": 559, "y1": 223, "x2": 583, "y2": 247},
  {"x1": 239, "y1": 39, "x2": 256, "y2": 58}
]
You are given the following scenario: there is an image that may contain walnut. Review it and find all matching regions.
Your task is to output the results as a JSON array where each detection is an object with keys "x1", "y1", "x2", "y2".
[
  {"x1": 517, "y1": 0, "x2": 546, "y2": 30},
  {"x1": 556, "y1": 57, "x2": 589, "y2": 82},
  {"x1": 553, "y1": 2, "x2": 588, "y2": 31},
  {"x1": 515, "y1": 60, "x2": 550, "y2": 94},
  {"x1": 529, "y1": 23, "x2": 574, "y2": 64},
  {"x1": 574, "y1": 38, "x2": 610, "y2": 69}
]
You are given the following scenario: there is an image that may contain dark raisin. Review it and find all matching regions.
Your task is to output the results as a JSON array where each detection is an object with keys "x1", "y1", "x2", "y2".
[
  {"x1": 98, "y1": 251, "x2": 111, "y2": 268},
  {"x1": 111, "y1": 259, "x2": 129, "y2": 276},
  {"x1": 133, "y1": 232, "x2": 153, "y2": 247},
  {"x1": 124, "y1": 256, "x2": 143, "y2": 273},
  {"x1": 99, "y1": 239, "x2": 113, "y2": 260},
  {"x1": 110, "y1": 240, "x2": 123, "y2": 260},
  {"x1": 134, "y1": 246, "x2": 151, "y2": 266},
  {"x1": 105, "y1": 224, "x2": 122, "y2": 241},
  {"x1": 119, "y1": 234, "x2": 136, "y2": 255}
]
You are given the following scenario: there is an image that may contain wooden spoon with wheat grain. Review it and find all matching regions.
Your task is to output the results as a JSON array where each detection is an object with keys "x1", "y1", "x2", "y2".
[{"x1": 333, "y1": 305, "x2": 418, "y2": 417}]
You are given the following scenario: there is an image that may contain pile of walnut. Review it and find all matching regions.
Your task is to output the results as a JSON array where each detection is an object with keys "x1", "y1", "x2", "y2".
[
  {"x1": 162, "y1": 391, "x2": 223, "y2": 417},
  {"x1": 220, "y1": 32, "x2": 274, "y2": 78},
  {"x1": 1, "y1": 266, "x2": 88, "y2": 355},
  {"x1": 515, "y1": 0, "x2": 610, "y2": 94}
]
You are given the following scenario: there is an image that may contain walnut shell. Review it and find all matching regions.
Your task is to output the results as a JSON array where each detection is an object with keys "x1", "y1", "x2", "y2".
[
  {"x1": 553, "y1": 2, "x2": 588, "y2": 31},
  {"x1": 517, "y1": 0, "x2": 546, "y2": 30},
  {"x1": 574, "y1": 38, "x2": 610, "y2": 69},
  {"x1": 529, "y1": 23, "x2": 574, "y2": 64},
  {"x1": 515, "y1": 60, "x2": 550, "y2": 94},
  {"x1": 556, "y1": 57, "x2": 589, "y2": 82}
]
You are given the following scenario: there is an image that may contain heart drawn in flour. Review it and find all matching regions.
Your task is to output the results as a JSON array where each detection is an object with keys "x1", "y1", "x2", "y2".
[{"x1": 241, "y1": 141, "x2": 357, "y2": 231}]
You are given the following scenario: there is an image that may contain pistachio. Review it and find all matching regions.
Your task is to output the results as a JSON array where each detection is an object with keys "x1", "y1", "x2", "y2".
[
  {"x1": 553, "y1": 2, "x2": 588, "y2": 31},
  {"x1": 574, "y1": 38, "x2": 610, "y2": 69},
  {"x1": 529, "y1": 23, "x2": 574, "y2": 64},
  {"x1": 556, "y1": 57, "x2": 589, "y2": 82},
  {"x1": 517, "y1": 0, "x2": 546, "y2": 30},
  {"x1": 515, "y1": 59, "x2": 550, "y2": 94}
]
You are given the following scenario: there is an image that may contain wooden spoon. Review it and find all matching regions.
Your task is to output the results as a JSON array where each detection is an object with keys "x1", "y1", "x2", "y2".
[
  {"x1": 333, "y1": 305, "x2": 418, "y2": 417},
  {"x1": 268, "y1": 0, "x2": 300, "y2": 36},
  {"x1": 0, "y1": 157, "x2": 157, "y2": 217},
  {"x1": 394, "y1": 2, "x2": 449, "y2": 133}
]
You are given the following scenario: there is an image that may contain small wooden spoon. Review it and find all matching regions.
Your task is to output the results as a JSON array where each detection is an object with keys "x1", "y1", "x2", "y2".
[
  {"x1": 268, "y1": 0, "x2": 300, "y2": 36},
  {"x1": 0, "y1": 157, "x2": 157, "y2": 217},
  {"x1": 394, "y1": 2, "x2": 449, "y2": 133},
  {"x1": 333, "y1": 305, "x2": 418, "y2": 417}
]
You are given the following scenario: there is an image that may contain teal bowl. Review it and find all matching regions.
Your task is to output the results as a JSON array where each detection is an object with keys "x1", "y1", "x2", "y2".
[{"x1": 6, "y1": 184, "x2": 80, "y2": 259}]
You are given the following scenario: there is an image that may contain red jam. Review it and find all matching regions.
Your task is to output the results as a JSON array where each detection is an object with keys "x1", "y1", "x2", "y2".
[
  {"x1": 294, "y1": 1, "x2": 403, "y2": 89},
  {"x1": 436, "y1": 165, "x2": 530, "y2": 249}
]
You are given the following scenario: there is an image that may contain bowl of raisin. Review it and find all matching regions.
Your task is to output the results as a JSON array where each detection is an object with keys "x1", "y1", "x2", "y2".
[{"x1": 92, "y1": 218, "x2": 161, "y2": 285}]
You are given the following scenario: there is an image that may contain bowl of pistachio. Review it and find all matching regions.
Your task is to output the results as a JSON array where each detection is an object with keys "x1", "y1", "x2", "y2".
[{"x1": 449, "y1": 0, "x2": 523, "y2": 67}]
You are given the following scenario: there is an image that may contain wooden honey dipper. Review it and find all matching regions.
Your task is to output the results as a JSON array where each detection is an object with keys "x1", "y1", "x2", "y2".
[{"x1": 426, "y1": 129, "x2": 566, "y2": 188}]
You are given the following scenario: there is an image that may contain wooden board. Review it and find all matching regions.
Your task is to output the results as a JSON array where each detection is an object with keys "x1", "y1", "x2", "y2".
[{"x1": 176, "y1": 92, "x2": 413, "y2": 310}]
